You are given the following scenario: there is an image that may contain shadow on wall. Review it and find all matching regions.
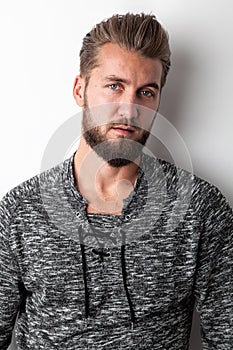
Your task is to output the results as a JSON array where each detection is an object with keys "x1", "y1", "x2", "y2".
[
  {"x1": 159, "y1": 46, "x2": 193, "y2": 130},
  {"x1": 147, "y1": 46, "x2": 194, "y2": 166},
  {"x1": 189, "y1": 310, "x2": 203, "y2": 350},
  {"x1": 7, "y1": 329, "x2": 16, "y2": 349}
]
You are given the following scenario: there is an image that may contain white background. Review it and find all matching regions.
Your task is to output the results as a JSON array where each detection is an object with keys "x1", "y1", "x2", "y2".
[{"x1": 0, "y1": 1, "x2": 232, "y2": 349}]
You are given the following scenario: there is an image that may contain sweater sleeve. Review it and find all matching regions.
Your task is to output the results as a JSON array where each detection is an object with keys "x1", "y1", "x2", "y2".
[
  {"x1": 0, "y1": 193, "x2": 23, "y2": 350},
  {"x1": 194, "y1": 184, "x2": 233, "y2": 349}
]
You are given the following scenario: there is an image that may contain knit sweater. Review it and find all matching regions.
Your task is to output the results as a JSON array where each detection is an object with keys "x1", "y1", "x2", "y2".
[{"x1": 0, "y1": 153, "x2": 232, "y2": 349}]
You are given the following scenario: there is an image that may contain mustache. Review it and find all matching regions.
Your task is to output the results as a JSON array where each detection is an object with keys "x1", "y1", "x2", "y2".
[
  {"x1": 107, "y1": 112, "x2": 157, "y2": 129},
  {"x1": 107, "y1": 118, "x2": 140, "y2": 128}
]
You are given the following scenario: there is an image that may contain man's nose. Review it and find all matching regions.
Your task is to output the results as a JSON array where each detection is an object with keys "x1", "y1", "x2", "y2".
[{"x1": 117, "y1": 100, "x2": 139, "y2": 121}]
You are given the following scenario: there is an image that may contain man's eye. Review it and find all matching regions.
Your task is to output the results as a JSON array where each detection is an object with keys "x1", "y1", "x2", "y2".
[
  {"x1": 108, "y1": 83, "x2": 120, "y2": 90},
  {"x1": 140, "y1": 90, "x2": 154, "y2": 98}
]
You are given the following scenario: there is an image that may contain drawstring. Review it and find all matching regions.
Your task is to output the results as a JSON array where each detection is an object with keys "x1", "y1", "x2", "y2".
[
  {"x1": 80, "y1": 243, "x2": 89, "y2": 319},
  {"x1": 79, "y1": 228, "x2": 89, "y2": 320},
  {"x1": 92, "y1": 248, "x2": 111, "y2": 262},
  {"x1": 78, "y1": 227, "x2": 136, "y2": 328},
  {"x1": 121, "y1": 231, "x2": 136, "y2": 329}
]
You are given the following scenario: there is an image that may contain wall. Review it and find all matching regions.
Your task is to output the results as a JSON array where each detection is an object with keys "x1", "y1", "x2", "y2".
[{"x1": 0, "y1": 1, "x2": 232, "y2": 349}]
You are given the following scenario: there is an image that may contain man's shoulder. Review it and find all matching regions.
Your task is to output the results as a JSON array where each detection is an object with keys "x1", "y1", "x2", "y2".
[
  {"x1": 142, "y1": 151, "x2": 203, "y2": 189},
  {"x1": 0, "y1": 156, "x2": 72, "y2": 219},
  {"x1": 142, "y1": 152, "x2": 232, "y2": 214}
]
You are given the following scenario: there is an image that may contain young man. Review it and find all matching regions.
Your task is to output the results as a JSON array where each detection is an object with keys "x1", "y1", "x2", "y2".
[{"x1": 0, "y1": 13, "x2": 232, "y2": 350}]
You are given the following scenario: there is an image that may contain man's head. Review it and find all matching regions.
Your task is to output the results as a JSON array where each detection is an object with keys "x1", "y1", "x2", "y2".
[
  {"x1": 79, "y1": 13, "x2": 171, "y2": 89},
  {"x1": 74, "y1": 13, "x2": 171, "y2": 167}
]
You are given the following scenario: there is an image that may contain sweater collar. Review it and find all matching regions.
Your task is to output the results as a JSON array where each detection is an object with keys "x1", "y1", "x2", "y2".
[{"x1": 61, "y1": 152, "x2": 152, "y2": 216}]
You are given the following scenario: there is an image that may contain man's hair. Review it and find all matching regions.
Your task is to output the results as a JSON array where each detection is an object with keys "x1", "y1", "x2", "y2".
[{"x1": 79, "y1": 13, "x2": 171, "y2": 89}]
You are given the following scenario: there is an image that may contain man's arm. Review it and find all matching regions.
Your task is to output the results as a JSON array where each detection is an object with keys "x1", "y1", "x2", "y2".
[
  {"x1": 194, "y1": 185, "x2": 233, "y2": 349},
  {"x1": 0, "y1": 194, "x2": 23, "y2": 350}
]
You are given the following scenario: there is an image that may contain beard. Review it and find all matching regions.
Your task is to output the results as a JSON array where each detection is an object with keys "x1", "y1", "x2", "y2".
[{"x1": 82, "y1": 98, "x2": 152, "y2": 168}]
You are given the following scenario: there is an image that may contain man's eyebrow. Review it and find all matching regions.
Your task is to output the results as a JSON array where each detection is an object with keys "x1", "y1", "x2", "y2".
[
  {"x1": 103, "y1": 76, "x2": 160, "y2": 91},
  {"x1": 103, "y1": 76, "x2": 129, "y2": 84},
  {"x1": 140, "y1": 82, "x2": 160, "y2": 91}
]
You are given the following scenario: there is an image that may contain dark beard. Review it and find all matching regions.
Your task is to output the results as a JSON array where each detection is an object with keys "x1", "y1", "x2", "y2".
[{"x1": 82, "y1": 108, "x2": 150, "y2": 168}]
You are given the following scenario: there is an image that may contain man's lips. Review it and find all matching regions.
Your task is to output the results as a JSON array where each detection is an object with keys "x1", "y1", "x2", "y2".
[{"x1": 110, "y1": 125, "x2": 137, "y2": 135}]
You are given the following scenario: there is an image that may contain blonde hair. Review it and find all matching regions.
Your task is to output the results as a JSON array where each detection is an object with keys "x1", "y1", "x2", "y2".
[{"x1": 79, "y1": 13, "x2": 171, "y2": 88}]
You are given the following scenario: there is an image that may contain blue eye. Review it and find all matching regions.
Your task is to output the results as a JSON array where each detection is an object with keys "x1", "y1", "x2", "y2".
[
  {"x1": 140, "y1": 90, "x2": 154, "y2": 97},
  {"x1": 108, "y1": 83, "x2": 120, "y2": 90}
]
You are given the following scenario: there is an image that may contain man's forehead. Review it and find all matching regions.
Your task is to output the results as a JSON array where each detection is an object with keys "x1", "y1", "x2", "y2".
[{"x1": 92, "y1": 43, "x2": 163, "y2": 83}]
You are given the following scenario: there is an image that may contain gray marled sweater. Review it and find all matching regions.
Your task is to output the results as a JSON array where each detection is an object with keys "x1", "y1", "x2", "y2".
[{"x1": 0, "y1": 153, "x2": 232, "y2": 349}]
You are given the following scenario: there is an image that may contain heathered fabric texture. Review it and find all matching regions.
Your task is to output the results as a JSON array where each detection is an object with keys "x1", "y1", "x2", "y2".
[{"x1": 0, "y1": 153, "x2": 232, "y2": 350}]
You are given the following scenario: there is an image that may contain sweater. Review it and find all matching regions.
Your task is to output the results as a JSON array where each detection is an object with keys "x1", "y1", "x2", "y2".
[{"x1": 0, "y1": 152, "x2": 232, "y2": 349}]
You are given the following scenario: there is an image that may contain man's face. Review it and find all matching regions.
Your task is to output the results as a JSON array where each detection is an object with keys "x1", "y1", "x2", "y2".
[{"x1": 74, "y1": 43, "x2": 163, "y2": 167}]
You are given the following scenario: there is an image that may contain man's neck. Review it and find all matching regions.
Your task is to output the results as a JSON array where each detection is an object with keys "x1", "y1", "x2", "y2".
[{"x1": 73, "y1": 138, "x2": 140, "y2": 215}]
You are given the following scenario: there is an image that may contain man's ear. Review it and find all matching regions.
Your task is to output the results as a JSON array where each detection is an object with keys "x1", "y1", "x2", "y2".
[{"x1": 73, "y1": 75, "x2": 85, "y2": 107}]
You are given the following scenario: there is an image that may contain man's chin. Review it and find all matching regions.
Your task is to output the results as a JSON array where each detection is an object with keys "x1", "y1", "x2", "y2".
[
  {"x1": 83, "y1": 131, "x2": 146, "y2": 167},
  {"x1": 93, "y1": 140, "x2": 143, "y2": 168},
  {"x1": 107, "y1": 158, "x2": 133, "y2": 168}
]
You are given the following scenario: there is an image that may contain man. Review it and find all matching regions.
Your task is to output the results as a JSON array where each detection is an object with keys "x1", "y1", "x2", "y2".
[{"x1": 0, "y1": 13, "x2": 232, "y2": 350}]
